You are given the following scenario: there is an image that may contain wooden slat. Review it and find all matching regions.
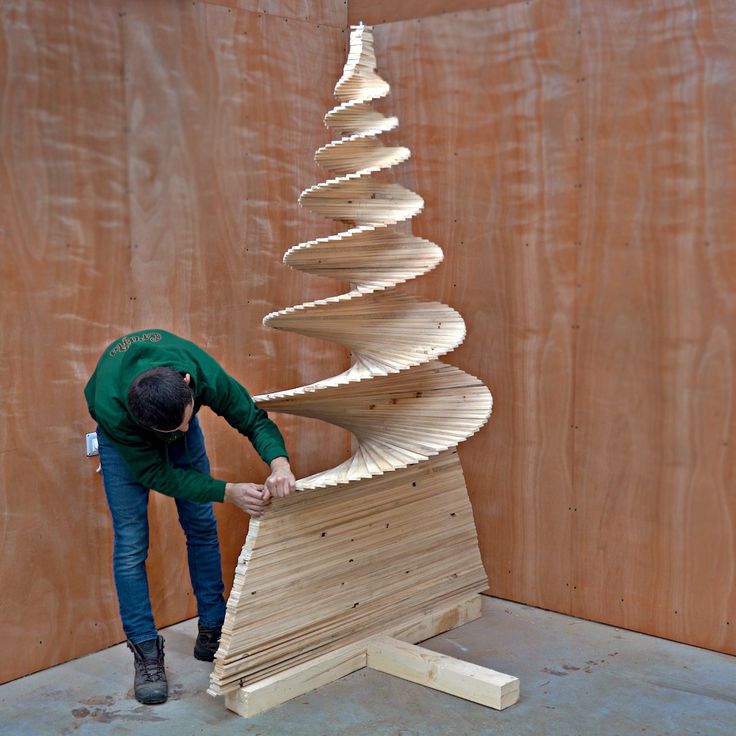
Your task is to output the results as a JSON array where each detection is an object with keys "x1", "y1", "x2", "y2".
[
  {"x1": 367, "y1": 637, "x2": 520, "y2": 710},
  {"x1": 224, "y1": 643, "x2": 368, "y2": 718},
  {"x1": 209, "y1": 452, "x2": 488, "y2": 695},
  {"x1": 257, "y1": 361, "x2": 492, "y2": 490},
  {"x1": 263, "y1": 292, "x2": 466, "y2": 377}
]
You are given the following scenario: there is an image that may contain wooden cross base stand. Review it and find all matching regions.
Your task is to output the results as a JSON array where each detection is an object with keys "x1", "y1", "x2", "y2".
[{"x1": 223, "y1": 596, "x2": 520, "y2": 718}]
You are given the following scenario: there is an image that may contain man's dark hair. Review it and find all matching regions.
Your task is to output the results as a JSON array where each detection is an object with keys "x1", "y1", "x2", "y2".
[{"x1": 128, "y1": 367, "x2": 193, "y2": 430}]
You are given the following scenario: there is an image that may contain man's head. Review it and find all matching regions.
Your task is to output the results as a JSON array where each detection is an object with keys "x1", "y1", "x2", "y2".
[{"x1": 128, "y1": 367, "x2": 194, "y2": 432}]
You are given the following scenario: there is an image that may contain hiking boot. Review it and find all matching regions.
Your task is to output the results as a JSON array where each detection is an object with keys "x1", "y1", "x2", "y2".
[
  {"x1": 193, "y1": 622, "x2": 222, "y2": 662},
  {"x1": 127, "y1": 636, "x2": 168, "y2": 704}
]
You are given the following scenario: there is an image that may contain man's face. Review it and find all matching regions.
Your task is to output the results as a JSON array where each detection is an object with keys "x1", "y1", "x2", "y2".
[{"x1": 154, "y1": 399, "x2": 194, "y2": 434}]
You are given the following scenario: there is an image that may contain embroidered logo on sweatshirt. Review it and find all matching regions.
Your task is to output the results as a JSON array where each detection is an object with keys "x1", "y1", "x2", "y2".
[{"x1": 109, "y1": 332, "x2": 162, "y2": 357}]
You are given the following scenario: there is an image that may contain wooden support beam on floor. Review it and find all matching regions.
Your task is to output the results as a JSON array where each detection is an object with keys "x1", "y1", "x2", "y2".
[
  {"x1": 392, "y1": 594, "x2": 482, "y2": 642},
  {"x1": 367, "y1": 637, "x2": 520, "y2": 711},
  {"x1": 225, "y1": 643, "x2": 368, "y2": 718},
  {"x1": 223, "y1": 595, "x2": 518, "y2": 717}
]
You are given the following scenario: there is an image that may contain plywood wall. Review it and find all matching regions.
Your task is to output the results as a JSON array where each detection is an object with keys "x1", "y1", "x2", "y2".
[
  {"x1": 368, "y1": 0, "x2": 736, "y2": 654},
  {"x1": 0, "y1": 0, "x2": 349, "y2": 684},
  {"x1": 2, "y1": 0, "x2": 735, "y2": 686}
]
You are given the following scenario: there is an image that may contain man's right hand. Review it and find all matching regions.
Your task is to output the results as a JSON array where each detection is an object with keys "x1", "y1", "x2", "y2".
[{"x1": 224, "y1": 482, "x2": 271, "y2": 518}]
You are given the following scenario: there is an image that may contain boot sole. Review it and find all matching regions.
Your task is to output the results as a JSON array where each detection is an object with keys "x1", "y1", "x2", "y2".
[{"x1": 135, "y1": 693, "x2": 168, "y2": 705}]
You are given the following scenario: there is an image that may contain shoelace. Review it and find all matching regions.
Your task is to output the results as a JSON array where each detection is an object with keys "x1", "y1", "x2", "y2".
[{"x1": 137, "y1": 657, "x2": 165, "y2": 683}]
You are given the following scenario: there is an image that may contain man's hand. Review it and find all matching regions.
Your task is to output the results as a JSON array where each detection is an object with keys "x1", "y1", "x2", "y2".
[
  {"x1": 264, "y1": 457, "x2": 296, "y2": 499},
  {"x1": 224, "y1": 482, "x2": 271, "y2": 518}
]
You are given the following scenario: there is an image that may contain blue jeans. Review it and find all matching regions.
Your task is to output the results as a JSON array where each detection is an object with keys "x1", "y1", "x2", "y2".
[{"x1": 97, "y1": 417, "x2": 226, "y2": 644}]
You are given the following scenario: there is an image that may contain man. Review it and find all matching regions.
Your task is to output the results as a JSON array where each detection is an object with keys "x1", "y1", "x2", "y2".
[{"x1": 84, "y1": 329, "x2": 295, "y2": 705}]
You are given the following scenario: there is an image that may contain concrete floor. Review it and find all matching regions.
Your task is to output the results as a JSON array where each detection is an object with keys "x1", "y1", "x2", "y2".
[{"x1": 1, "y1": 598, "x2": 735, "y2": 736}]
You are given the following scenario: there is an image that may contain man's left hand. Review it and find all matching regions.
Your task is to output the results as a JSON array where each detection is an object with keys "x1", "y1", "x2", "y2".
[{"x1": 264, "y1": 457, "x2": 296, "y2": 498}]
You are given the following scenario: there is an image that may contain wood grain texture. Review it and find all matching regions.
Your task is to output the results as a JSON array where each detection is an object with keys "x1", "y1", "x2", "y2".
[
  {"x1": 0, "y1": 0, "x2": 349, "y2": 684},
  {"x1": 0, "y1": 0, "x2": 134, "y2": 684},
  {"x1": 347, "y1": 0, "x2": 520, "y2": 27},
  {"x1": 366, "y1": 636, "x2": 519, "y2": 710},
  {"x1": 571, "y1": 0, "x2": 736, "y2": 652},
  {"x1": 253, "y1": 25, "x2": 493, "y2": 492},
  {"x1": 223, "y1": 596, "x2": 482, "y2": 717},
  {"x1": 4, "y1": 0, "x2": 735, "y2": 686},
  {"x1": 201, "y1": 0, "x2": 347, "y2": 27},
  {"x1": 211, "y1": 29, "x2": 497, "y2": 711},
  {"x1": 372, "y1": 2, "x2": 579, "y2": 617},
  {"x1": 224, "y1": 643, "x2": 368, "y2": 717},
  {"x1": 209, "y1": 451, "x2": 488, "y2": 695},
  {"x1": 371, "y1": 0, "x2": 736, "y2": 653}
]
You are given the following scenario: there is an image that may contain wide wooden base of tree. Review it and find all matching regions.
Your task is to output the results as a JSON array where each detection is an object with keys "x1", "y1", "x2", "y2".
[
  {"x1": 224, "y1": 596, "x2": 519, "y2": 718},
  {"x1": 210, "y1": 452, "x2": 519, "y2": 717}
]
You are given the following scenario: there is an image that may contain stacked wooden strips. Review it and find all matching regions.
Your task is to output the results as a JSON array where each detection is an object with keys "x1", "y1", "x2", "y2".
[
  {"x1": 208, "y1": 451, "x2": 487, "y2": 696},
  {"x1": 300, "y1": 180, "x2": 424, "y2": 224},
  {"x1": 211, "y1": 24, "x2": 494, "y2": 702},
  {"x1": 325, "y1": 104, "x2": 398, "y2": 137},
  {"x1": 315, "y1": 139, "x2": 411, "y2": 176},
  {"x1": 256, "y1": 24, "x2": 492, "y2": 490},
  {"x1": 263, "y1": 293, "x2": 466, "y2": 381},
  {"x1": 333, "y1": 28, "x2": 388, "y2": 102},
  {"x1": 283, "y1": 228, "x2": 444, "y2": 293},
  {"x1": 259, "y1": 361, "x2": 492, "y2": 490}
]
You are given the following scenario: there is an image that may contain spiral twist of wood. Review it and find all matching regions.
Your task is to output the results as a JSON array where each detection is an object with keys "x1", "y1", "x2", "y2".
[
  {"x1": 209, "y1": 23, "x2": 495, "y2": 704},
  {"x1": 255, "y1": 24, "x2": 492, "y2": 490}
]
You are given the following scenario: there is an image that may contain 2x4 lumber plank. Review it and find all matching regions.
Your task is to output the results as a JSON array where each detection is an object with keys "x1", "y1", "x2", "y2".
[
  {"x1": 366, "y1": 636, "x2": 520, "y2": 710},
  {"x1": 224, "y1": 644, "x2": 367, "y2": 718},
  {"x1": 222, "y1": 595, "x2": 484, "y2": 715},
  {"x1": 391, "y1": 594, "x2": 481, "y2": 642}
]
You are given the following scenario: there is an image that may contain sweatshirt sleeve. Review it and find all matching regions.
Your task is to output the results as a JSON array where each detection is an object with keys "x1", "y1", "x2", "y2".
[
  {"x1": 196, "y1": 351, "x2": 288, "y2": 465},
  {"x1": 108, "y1": 434, "x2": 227, "y2": 503}
]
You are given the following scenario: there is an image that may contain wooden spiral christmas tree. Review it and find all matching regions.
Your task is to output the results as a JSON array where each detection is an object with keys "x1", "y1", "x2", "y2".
[{"x1": 209, "y1": 24, "x2": 519, "y2": 717}]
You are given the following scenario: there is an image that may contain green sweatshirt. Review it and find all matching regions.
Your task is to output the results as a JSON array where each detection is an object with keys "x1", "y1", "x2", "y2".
[{"x1": 84, "y1": 329, "x2": 288, "y2": 503}]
